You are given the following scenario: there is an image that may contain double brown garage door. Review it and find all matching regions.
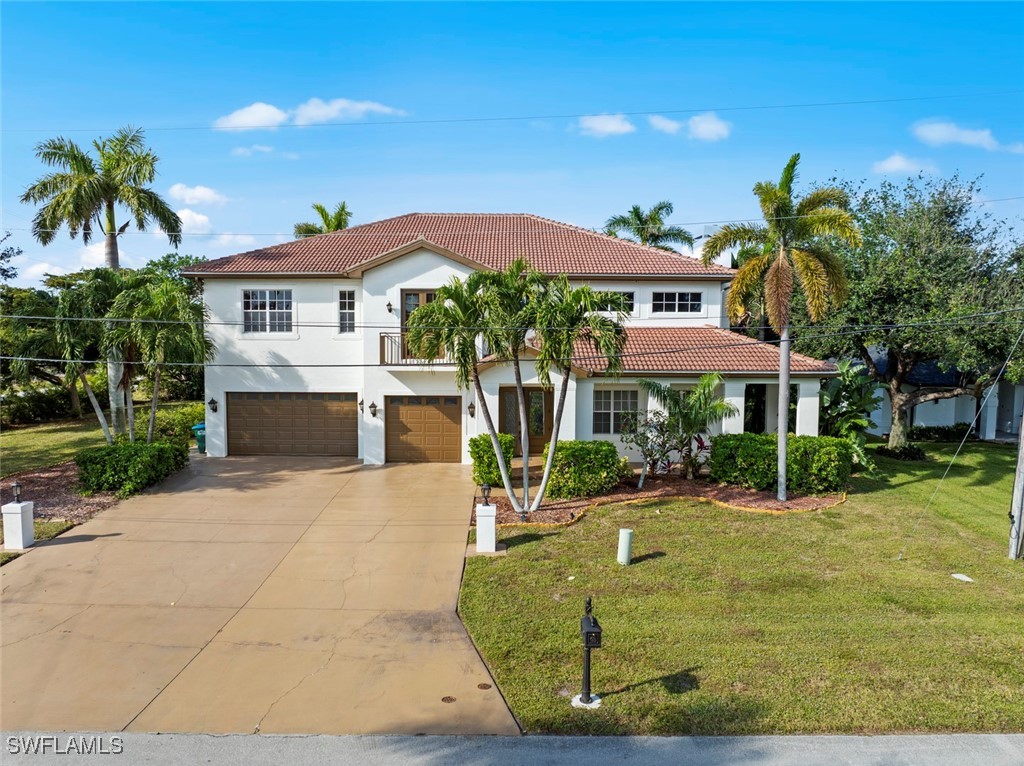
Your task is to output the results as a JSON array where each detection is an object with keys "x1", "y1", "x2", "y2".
[
  {"x1": 227, "y1": 392, "x2": 358, "y2": 456},
  {"x1": 385, "y1": 395, "x2": 462, "y2": 463}
]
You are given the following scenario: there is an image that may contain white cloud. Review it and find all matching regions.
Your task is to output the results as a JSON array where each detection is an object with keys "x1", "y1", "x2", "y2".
[
  {"x1": 23, "y1": 262, "x2": 67, "y2": 280},
  {"x1": 168, "y1": 183, "x2": 227, "y2": 205},
  {"x1": 213, "y1": 233, "x2": 257, "y2": 247},
  {"x1": 231, "y1": 144, "x2": 274, "y2": 157},
  {"x1": 648, "y1": 115, "x2": 682, "y2": 135},
  {"x1": 281, "y1": 151, "x2": 300, "y2": 161},
  {"x1": 79, "y1": 242, "x2": 106, "y2": 268},
  {"x1": 687, "y1": 112, "x2": 731, "y2": 141},
  {"x1": 578, "y1": 114, "x2": 636, "y2": 138},
  {"x1": 911, "y1": 119, "x2": 1021, "y2": 152},
  {"x1": 872, "y1": 152, "x2": 938, "y2": 175},
  {"x1": 213, "y1": 102, "x2": 290, "y2": 131},
  {"x1": 176, "y1": 209, "x2": 213, "y2": 235},
  {"x1": 292, "y1": 97, "x2": 405, "y2": 126}
]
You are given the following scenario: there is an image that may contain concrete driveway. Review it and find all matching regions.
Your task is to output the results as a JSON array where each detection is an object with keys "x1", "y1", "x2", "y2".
[{"x1": 0, "y1": 456, "x2": 519, "y2": 736}]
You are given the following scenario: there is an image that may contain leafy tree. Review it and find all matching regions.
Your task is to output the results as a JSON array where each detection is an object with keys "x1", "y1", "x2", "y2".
[
  {"x1": 142, "y1": 253, "x2": 208, "y2": 298},
  {"x1": 604, "y1": 201, "x2": 694, "y2": 251},
  {"x1": 795, "y1": 174, "x2": 1023, "y2": 448},
  {"x1": 701, "y1": 153, "x2": 860, "y2": 501},
  {"x1": 618, "y1": 410, "x2": 679, "y2": 488},
  {"x1": 1, "y1": 231, "x2": 21, "y2": 280},
  {"x1": 637, "y1": 372, "x2": 738, "y2": 479},
  {"x1": 294, "y1": 201, "x2": 352, "y2": 238},
  {"x1": 21, "y1": 126, "x2": 183, "y2": 435}
]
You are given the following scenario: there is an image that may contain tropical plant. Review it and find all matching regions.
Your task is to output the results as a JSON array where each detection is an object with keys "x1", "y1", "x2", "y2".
[
  {"x1": 531, "y1": 279, "x2": 628, "y2": 511},
  {"x1": 604, "y1": 201, "x2": 694, "y2": 251},
  {"x1": 819, "y1": 360, "x2": 881, "y2": 471},
  {"x1": 293, "y1": 201, "x2": 352, "y2": 238},
  {"x1": 700, "y1": 153, "x2": 861, "y2": 500},
  {"x1": 618, "y1": 410, "x2": 678, "y2": 488},
  {"x1": 21, "y1": 126, "x2": 183, "y2": 435},
  {"x1": 637, "y1": 372, "x2": 738, "y2": 479}
]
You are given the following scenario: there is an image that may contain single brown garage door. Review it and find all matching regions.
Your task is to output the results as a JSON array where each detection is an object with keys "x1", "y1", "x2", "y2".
[
  {"x1": 227, "y1": 392, "x2": 358, "y2": 456},
  {"x1": 385, "y1": 395, "x2": 462, "y2": 462}
]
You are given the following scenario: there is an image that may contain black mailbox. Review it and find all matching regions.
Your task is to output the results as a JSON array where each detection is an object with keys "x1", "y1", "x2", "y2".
[{"x1": 581, "y1": 597, "x2": 602, "y2": 649}]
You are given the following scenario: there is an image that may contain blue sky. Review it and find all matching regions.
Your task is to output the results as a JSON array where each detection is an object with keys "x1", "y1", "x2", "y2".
[{"x1": 3, "y1": 1, "x2": 1023, "y2": 285}]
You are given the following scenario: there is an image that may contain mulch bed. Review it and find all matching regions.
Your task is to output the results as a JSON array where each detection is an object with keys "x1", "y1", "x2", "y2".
[
  {"x1": 1, "y1": 461, "x2": 116, "y2": 524},
  {"x1": 471, "y1": 473, "x2": 844, "y2": 526}
]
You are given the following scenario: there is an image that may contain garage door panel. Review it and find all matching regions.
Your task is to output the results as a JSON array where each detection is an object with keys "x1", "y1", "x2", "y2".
[
  {"x1": 227, "y1": 392, "x2": 358, "y2": 456},
  {"x1": 385, "y1": 396, "x2": 461, "y2": 463}
]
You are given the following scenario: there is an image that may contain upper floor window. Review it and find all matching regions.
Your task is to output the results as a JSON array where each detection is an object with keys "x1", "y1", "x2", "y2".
[
  {"x1": 243, "y1": 289, "x2": 292, "y2": 333},
  {"x1": 338, "y1": 290, "x2": 356, "y2": 333},
  {"x1": 601, "y1": 291, "x2": 635, "y2": 313},
  {"x1": 593, "y1": 389, "x2": 639, "y2": 434},
  {"x1": 652, "y1": 291, "x2": 702, "y2": 313}
]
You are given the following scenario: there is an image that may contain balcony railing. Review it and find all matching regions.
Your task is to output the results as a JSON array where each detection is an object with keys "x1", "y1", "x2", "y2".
[{"x1": 379, "y1": 332, "x2": 454, "y2": 366}]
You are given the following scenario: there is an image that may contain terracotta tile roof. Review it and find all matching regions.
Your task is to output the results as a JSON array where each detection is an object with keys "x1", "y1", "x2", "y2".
[
  {"x1": 185, "y1": 213, "x2": 734, "y2": 278},
  {"x1": 577, "y1": 326, "x2": 835, "y2": 376}
]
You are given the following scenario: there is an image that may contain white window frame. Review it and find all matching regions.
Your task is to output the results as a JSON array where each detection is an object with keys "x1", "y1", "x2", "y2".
[
  {"x1": 338, "y1": 288, "x2": 357, "y2": 334},
  {"x1": 651, "y1": 290, "x2": 703, "y2": 314},
  {"x1": 241, "y1": 288, "x2": 295, "y2": 335},
  {"x1": 600, "y1": 290, "x2": 636, "y2": 315},
  {"x1": 593, "y1": 388, "x2": 640, "y2": 435}
]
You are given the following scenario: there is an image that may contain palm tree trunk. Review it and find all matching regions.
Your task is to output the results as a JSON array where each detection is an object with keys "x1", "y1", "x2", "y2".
[
  {"x1": 529, "y1": 367, "x2": 570, "y2": 512},
  {"x1": 148, "y1": 366, "x2": 161, "y2": 443},
  {"x1": 126, "y1": 384, "x2": 135, "y2": 442},
  {"x1": 68, "y1": 381, "x2": 82, "y2": 418},
  {"x1": 511, "y1": 352, "x2": 530, "y2": 508},
  {"x1": 777, "y1": 324, "x2": 791, "y2": 502},
  {"x1": 103, "y1": 202, "x2": 128, "y2": 435},
  {"x1": 79, "y1": 372, "x2": 113, "y2": 445},
  {"x1": 472, "y1": 370, "x2": 524, "y2": 516}
]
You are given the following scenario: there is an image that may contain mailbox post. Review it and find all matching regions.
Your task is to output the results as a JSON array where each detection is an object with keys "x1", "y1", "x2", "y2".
[{"x1": 573, "y1": 596, "x2": 603, "y2": 708}]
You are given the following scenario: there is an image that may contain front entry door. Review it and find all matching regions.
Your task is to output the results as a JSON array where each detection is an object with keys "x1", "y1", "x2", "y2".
[{"x1": 499, "y1": 387, "x2": 553, "y2": 456}]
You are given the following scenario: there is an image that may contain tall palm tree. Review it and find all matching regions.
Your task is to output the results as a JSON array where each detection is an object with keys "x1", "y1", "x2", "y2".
[
  {"x1": 637, "y1": 373, "x2": 738, "y2": 479},
  {"x1": 531, "y1": 278, "x2": 628, "y2": 511},
  {"x1": 21, "y1": 126, "x2": 183, "y2": 435},
  {"x1": 293, "y1": 201, "x2": 352, "y2": 238},
  {"x1": 604, "y1": 201, "x2": 694, "y2": 251},
  {"x1": 107, "y1": 277, "x2": 215, "y2": 442},
  {"x1": 700, "y1": 153, "x2": 861, "y2": 500},
  {"x1": 405, "y1": 273, "x2": 526, "y2": 516}
]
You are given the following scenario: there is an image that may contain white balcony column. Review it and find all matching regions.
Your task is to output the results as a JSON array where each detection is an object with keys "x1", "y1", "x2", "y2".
[
  {"x1": 722, "y1": 380, "x2": 746, "y2": 434},
  {"x1": 979, "y1": 386, "x2": 1000, "y2": 441},
  {"x1": 765, "y1": 384, "x2": 780, "y2": 433},
  {"x1": 795, "y1": 380, "x2": 821, "y2": 436}
]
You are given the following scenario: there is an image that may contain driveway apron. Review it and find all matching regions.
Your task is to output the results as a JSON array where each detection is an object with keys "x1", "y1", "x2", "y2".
[{"x1": 0, "y1": 456, "x2": 519, "y2": 735}]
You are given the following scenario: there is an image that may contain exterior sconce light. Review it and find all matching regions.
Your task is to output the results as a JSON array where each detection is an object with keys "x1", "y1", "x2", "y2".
[
  {"x1": 207, "y1": 398, "x2": 218, "y2": 413},
  {"x1": 574, "y1": 596, "x2": 603, "y2": 709},
  {"x1": 386, "y1": 301, "x2": 394, "y2": 314},
  {"x1": 11, "y1": 481, "x2": 22, "y2": 503},
  {"x1": 359, "y1": 398, "x2": 364, "y2": 414},
  {"x1": 468, "y1": 401, "x2": 476, "y2": 418},
  {"x1": 369, "y1": 401, "x2": 378, "y2": 418},
  {"x1": 480, "y1": 483, "x2": 491, "y2": 505}
]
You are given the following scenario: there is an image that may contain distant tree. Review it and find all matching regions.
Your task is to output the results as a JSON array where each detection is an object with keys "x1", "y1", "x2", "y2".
[
  {"x1": 604, "y1": 201, "x2": 694, "y2": 251},
  {"x1": 294, "y1": 201, "x2": 352, "y2": 238},
  {"x1": 142, "y1": 253, "x2": 208, "y2": 297},
  {"x1": 1, "y1": 232, "x2": 21, "y2": 280}
]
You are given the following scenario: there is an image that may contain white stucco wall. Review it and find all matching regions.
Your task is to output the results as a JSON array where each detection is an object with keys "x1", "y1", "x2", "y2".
[{"x1": 570, "y1": 279, "x2": 727, "y2": 329}]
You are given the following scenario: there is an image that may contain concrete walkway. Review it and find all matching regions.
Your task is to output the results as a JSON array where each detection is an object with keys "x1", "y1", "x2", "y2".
[{"x1": 1, "y1": 456, "x2": 518, "y2": 736}]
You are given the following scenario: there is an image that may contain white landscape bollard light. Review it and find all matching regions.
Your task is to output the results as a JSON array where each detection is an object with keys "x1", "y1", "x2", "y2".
[
  {"x1": 617, "y1": 528, "x2": 633, "y2": 565},
  {"x1": 3, "y1": 481, "x2": 35, "y2": 550},
  {"x1": 476, "y1": 484, "x2": 497, "y2": 553}
]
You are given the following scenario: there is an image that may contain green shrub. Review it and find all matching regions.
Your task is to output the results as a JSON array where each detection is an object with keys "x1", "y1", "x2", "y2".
[
  {"x1": 906, "y1": 422, "x2": 976, "y2": 442},
  {"x1": 469, "y1": 432, "x2": 515, "y2": 486},
  {"x1": 137, "y1": 402, "x2": 206, "y2": 445},
  {"x1": 876, "y1": 443, "x2": 928, "y2": 461},
  {"x1": 542, "y1": 440, "x2": 624, "y2": 499},
  {"x1": 76, "y1": 441, "x2": 189, "y2": 498},
  {"x1": 709, "y1": 433, "x2": 853, "y2": 494},
  {"x1": 1, "y1": 386, "x2": 76, "y2": 425}
]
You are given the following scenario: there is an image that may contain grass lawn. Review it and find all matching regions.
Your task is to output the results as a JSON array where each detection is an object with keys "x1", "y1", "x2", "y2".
[
  {"x1": 0, "y1": 519, "x2": 74, "y2": 565},
  {"x1": 460, "y1": 442, "x2": 1024, "y2": 734},
  {"x1": 1, "y1": 402, "x2": 199, "y2": 477}
]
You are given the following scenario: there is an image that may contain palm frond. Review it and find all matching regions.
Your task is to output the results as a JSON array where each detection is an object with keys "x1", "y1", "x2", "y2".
[
  {"x1": 763, "y1": 251, "x2": 794, "y2": 332},
  {"x1": 778, "y1": 153, "x2": 800, "y2": 196},
  {"x1": 791, "y1": 248, "x2": 829, "y2": 322},
  {"x1": 725, "y1": 253, "x2": 772, "y2": 322},
  {"x1": 700, "y1": 223, "x2": 768, "y2": 266},
  {"x1": 795, "y1": 186, "x2": 849, "y2": 216},
  {"x1": 794, "y1": 206, "x2": 862, "y2": 248},
  {"x1": 294, "y1": 222, "x2": 322, "y2": 238}
]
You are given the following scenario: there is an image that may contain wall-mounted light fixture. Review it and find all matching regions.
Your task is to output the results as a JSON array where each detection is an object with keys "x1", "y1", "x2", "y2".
[
  {"x1": 207, "y1": 398, "x2": 218, "y2": 413},
  {"x1": 386, "y1": 301, "x2": 394, "y2": 314},
  {"x1": 468, "y1": 401, "x2": 476, "y2": 418},
  {"x1": 369, "y1": 401, "x2": 378, "y2": 418},
  {"x1": 359, "y1": 398, "x2": 364, "y2": 414}
]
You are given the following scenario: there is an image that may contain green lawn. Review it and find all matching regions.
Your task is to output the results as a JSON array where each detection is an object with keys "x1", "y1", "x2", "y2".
[
  {"x1": 460, "y1": 442, "x2": 1024, "y2": 734},
  {"x1": 1, "y1": 402, "x2": 199, "y2": 477},
  {"x1": 0, "y1": 519, "x2": 74, "y2": 565}
]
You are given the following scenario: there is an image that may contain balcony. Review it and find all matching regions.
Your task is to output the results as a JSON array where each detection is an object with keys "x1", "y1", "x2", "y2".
[{"x1": 379, "y1": 332, "x2": 454, "y2": 366}]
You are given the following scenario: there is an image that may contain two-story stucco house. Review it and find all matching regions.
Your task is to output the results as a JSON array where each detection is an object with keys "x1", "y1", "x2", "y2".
[{"x1": 185, "y1": 213, "x2": 834, "y2": 464}]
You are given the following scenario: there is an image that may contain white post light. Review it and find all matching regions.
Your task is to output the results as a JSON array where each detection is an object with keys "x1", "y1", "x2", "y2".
[
  {"x1": 3, "y1": 482, "x2": 35, "y2": 550},
  {"x1": 476, "y1": 484, "x2": 497, "y2": 554}
]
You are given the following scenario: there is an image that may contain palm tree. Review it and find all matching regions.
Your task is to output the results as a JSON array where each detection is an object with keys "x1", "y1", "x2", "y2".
[
  {"x1": 21, "y1": 126, "x2": 183, "y2": 435},
  {"x1": 107, "y1": 277, "x2": 215, "y2": 442},
  {"x1": 604, "y1": 201, "x2": 694, "y2": 251},
  {"x1": 637, "y1": 373, "x2": 738, "y2": 479},
  {"x1": 405, "y1": 273, "x2": 526, "y2": 516},
  {"x1": 294, "y1": 201, "x2": 352, "y2": 238},
  {"x1": 531, "y1": 278, "x2": 628, "y2": 511},
  {"x1": 700, "y1": 153, "x2": 861, "y2": 500}
]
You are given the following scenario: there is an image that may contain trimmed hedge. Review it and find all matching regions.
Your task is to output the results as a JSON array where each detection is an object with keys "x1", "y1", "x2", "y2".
[
  {"x1": 906, "y1": 422, "x2": 976, "y2": 442},
  {"x1": 1, "y1": 386, "x2": 78, "y2": 425},
  {"x1": 542, "y1": 440, "x2": 628, "y2": 500},
  {"x1": 708, "y1": 433, "x2": 853, "y2": 494},
  {"x1": 469, "y1": 432, "x2": 516, "y2": 486},
  {"x1": 76, "y1": 441, "x2": 189, "y2": 498},
  {"x1": 140, "y1": 402, "x2": 206, "y2": 446},
  {"x1": 876, "y1": 443, "x2": 928, "y2": 461}
]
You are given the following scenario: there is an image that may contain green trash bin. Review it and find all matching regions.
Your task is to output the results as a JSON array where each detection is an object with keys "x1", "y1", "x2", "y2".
[{"x1": 192, "y1": 423, "x2": 206, "y2": 454}]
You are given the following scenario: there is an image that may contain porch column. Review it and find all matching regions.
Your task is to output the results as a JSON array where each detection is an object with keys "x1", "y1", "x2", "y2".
[
  {"x1": 979, "y1": 387, "x2": 1000, "y2": 440},
  {"x1": 765, "y1": 384, "x2": 779, "y2": 433},
  {"x1": 795, "y1": 380, "x2": 821, "y2": 436},
  {"x1": 722, "y1": 380, "x2": 746, "y2": 434},
  {"x1": 557, "y1": 372, "x2": 578, "y2": 441}
]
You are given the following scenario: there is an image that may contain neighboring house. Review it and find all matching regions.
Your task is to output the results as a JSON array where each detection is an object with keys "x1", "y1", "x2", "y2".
[
  {"x1": 185, "y1": 213, "x2": 835, "y2": 464},
  {"x1": 863, "y1": 352, "x2": 1023, "y2": 441}
]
